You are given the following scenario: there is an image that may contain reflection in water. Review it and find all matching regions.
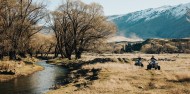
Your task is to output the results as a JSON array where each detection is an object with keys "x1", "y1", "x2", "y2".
[{"x1": 0, "y1": 61, "x2": 67, "y2": 94}]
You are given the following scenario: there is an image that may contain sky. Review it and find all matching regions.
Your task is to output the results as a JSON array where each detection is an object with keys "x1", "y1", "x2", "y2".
[{"x1": 46, "y1": 0, "x2": 190, "y2": 16}]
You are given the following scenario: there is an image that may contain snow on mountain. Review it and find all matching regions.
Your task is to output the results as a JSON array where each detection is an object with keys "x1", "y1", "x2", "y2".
[
  {"x1": 171, "y1": 3, "x2": 190, "y2": 17},
  {"x1": 109, "y1": 2, "x2": 190, "y2": 39},
  {"x1": 110, "y1": 3, "x2": 190, "y2": 22}
]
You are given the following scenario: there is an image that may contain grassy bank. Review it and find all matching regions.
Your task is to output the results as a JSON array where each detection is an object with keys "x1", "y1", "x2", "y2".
[
  {"x1": 47, "y1": 54, "x2": 190, "y2": 94},
  {"x1": 0, "y1": 57, "x2": 44, "y2": 82}
]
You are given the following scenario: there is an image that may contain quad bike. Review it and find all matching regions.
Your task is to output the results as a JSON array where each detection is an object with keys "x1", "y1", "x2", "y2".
[
  {"x1": 134, "y1": 61, "x2": 144, "y2": 67},
  {"x1": 147, "y1": 62, "x2": 161, "y2": 70}
]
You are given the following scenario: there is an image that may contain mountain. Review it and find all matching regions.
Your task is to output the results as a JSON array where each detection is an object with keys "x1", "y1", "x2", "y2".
[{"x1": 109, "y1": 3, "x2": 190, "y2": 39}]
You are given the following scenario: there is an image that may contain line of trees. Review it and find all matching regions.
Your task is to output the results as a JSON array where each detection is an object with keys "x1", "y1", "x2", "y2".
[
  {"x1": 0, "y1": 0, "x2": 116, "y2": 60},
  {"x1": 48, "y1": 0, "x2": 116, "y2": 60},
  {"x1": 0, "y1": 0, "x2": 46, "y2": 60}
]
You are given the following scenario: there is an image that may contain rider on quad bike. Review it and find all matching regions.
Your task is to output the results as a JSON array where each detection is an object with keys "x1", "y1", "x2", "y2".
[
  {"x1": 135, "y1": 56, "x2": 144, "y2": 67},
  {"x1": 147, "y1": 56, "x2": 161, "y2": 70}
]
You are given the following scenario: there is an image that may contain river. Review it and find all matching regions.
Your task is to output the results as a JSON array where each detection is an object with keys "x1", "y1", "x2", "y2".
[{"x1": 0, "y1": 60, "x2": 67, "y2": 94}]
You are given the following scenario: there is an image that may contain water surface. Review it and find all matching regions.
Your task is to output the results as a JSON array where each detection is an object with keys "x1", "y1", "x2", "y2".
[{"x1": 0, "y1": 60, "x2": 67, "y2": 94}]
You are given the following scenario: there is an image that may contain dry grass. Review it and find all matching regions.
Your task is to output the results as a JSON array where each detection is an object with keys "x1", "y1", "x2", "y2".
[
  {"x1": 47, "y1": 54, "x2": 190, "y2": 94},
  {"x1": 0, "y1": 58, "x2": 43, "y2": 82},
  {"x1": 175, "y1": 72, "x2": 190, "y2": 82}
]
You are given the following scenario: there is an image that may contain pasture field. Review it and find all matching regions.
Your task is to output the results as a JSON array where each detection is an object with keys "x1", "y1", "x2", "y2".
[{"x1": 48, "y1": 54, "x2": 190, "y2": 94}]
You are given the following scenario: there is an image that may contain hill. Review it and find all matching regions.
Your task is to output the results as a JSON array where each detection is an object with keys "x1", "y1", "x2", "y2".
[
  {"x1": 109, "y1": 3, "x2": 190, "y2": 39},
  {"x1": 129, "y1": 38, "x2": 190, "y2": 53}
]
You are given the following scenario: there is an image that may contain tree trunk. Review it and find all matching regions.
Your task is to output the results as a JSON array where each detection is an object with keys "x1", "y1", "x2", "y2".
[
  {"x1": 9, "y1": 51, "x2": 16, "y2": 60},
  {"x1": 41, "y1": 53, "x2": 43, "y2": 57},
  {"x1": 29, "y1": 52, "x2": 33, "y2": 57},
  {"x1": 54, "y1": 45, "x2": 59, "y2": 58},
  {"x1": 35, "y1": 52, "x2": 38, "y2": 57},
  {"x1": 54, "y1": 53, "x2": 58, "y2": 58},
  {"x1": 19, "y1": 52, "x2": 26, "y2": 58},
  {"x1": 27, "y1": 49, "x2": 33, "y2": 57},
  {"x1": 75, "y1": 51, "x2": 82, "y2": 59},
  {"x1": 75, "y1": 47, "x2": 83, "y2": 59},
  {"x1": 0, "y1": 53, "x2": 3, "y2": 60},
  {"x1": 68, "y1": 55, "x2": 71, "y2": 60},
  {"x1": 65, "y1": 52, "x2": 72, "y2": 60},
  {"x1": 0, "y1": 47, "x2": 4, "y2": 60}
]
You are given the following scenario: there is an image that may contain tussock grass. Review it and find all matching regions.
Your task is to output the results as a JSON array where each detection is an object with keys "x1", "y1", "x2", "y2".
[
  {"x1": 170, "y1": 89, "x2": 190, "y2": 94},
  {"x1": 0, "y1": 57, "x2": 43, "y2": 82},
  {"x1": 48, "y1": 54, "x2": 190, "y2": 94},
  {"x1": 47, "y1": 58, "x2": 81, "y2": 65},
  {"x1": 0, "y1": 61, "x2": 22, "y2": 71},
  {"x1": 175, "y1": 73, "x2": 190, "y2": 82}
]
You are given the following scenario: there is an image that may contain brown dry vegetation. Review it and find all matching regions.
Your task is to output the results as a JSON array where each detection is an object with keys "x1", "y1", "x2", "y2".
[
  {"x1": 47, "y1": 54, "x2": 190, "y2": 94},
  {"x1": 0, "y1": 57, "x2": 43, "y2": 82},
  {"x1": 140, "y1": 39, "x2": 190, "y2": 54}
]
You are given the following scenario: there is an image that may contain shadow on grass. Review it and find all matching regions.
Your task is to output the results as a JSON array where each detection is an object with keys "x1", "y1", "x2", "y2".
[
  {"x1": 0, "y1": 71, "x2": 15, "y2": 75},
  {"x1": 167, "y1": 78, "x2": 190, "y2": 83},
  {"x1": 62, "y1": 58, "x2": 115, "y2": 71},
  {"x1": 58, "y1": 58, "x2": 113, "y2": 89},
  {"x1": 36, "y1": 56, "x2": 54, "y2": 60}
]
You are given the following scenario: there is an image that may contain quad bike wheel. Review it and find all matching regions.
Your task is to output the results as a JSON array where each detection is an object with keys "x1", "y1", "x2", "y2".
[
  {"x1": 158, "y1": 66, "x2": 161, "y2": 70},
  {"x1": 141, "y1": 64, "x2": 144, "y2": 67},
  {"x1": 147, "y1": 65, "x2": 151, "y2": 70}
]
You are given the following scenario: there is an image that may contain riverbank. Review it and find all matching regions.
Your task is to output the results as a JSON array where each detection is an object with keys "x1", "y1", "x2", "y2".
[
  {"x1": 0, "y1": 57, "x2": 44, "y2": 82},
  {"x1": 47, "y1": 54, "x2": 190, "y2": 94}
]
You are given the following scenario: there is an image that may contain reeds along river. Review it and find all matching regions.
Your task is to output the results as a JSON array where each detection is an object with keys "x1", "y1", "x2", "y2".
[{"x1": 0, "y1": 60, "x2": 67, "y2": 94}]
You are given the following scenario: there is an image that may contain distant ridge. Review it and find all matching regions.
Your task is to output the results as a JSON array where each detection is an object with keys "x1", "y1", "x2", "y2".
[{"x1": 109, "y1": 2, "x2": 190, "y2": 39}]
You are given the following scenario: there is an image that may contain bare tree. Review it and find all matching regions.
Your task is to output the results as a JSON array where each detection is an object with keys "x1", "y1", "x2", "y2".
[
  {"x1": 0, "y1": 0, "x2": 46, "y2": 60},
  {"x1": 49, "y1": 0, "x2": 116, "y2": 60},
  {"x1": 29, "y1": 33, "x2": 56, "y2": 57},
  {"x1": 49, "y1": 9, "x2": 74, "y2": 59}
]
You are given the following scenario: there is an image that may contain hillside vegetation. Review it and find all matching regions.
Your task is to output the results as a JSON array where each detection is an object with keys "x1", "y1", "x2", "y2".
[{"x1": 130, "y1": 39, "x2": 190, "y2": 54}]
